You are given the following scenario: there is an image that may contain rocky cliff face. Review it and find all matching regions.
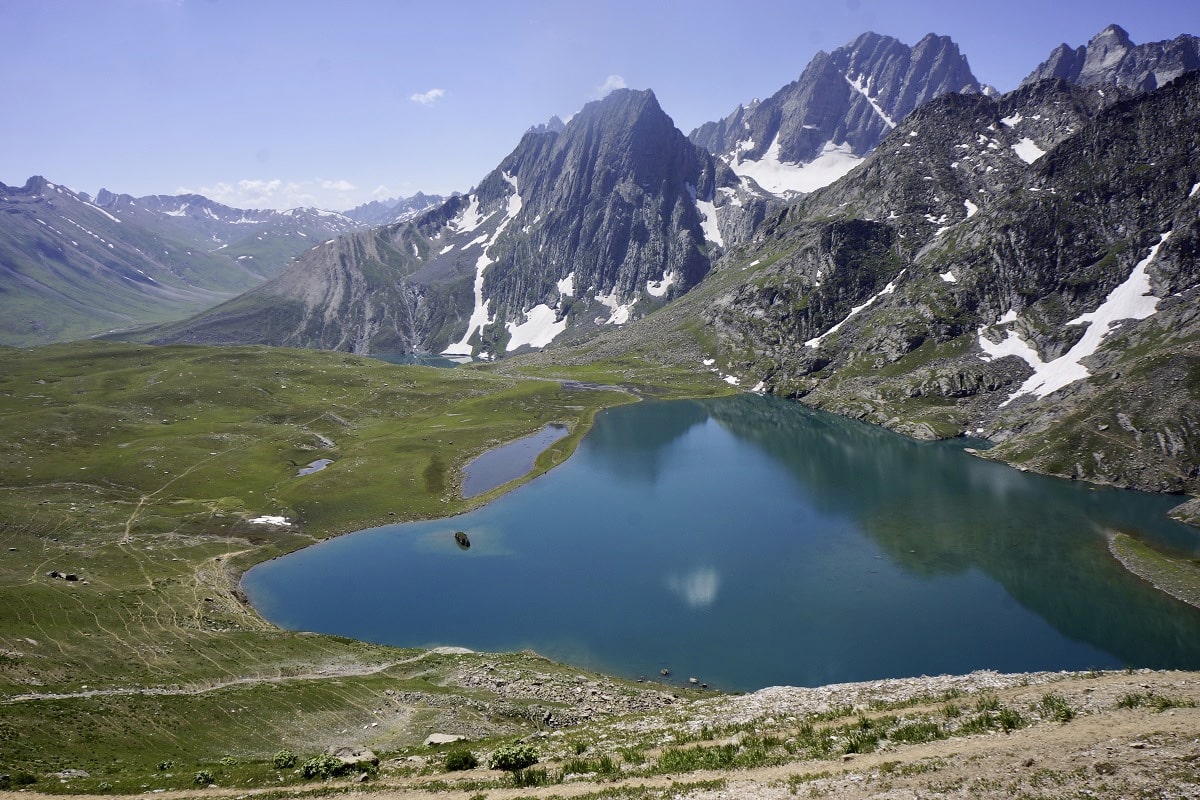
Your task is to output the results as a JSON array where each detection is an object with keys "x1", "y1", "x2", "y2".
[
  {"x1": 690, "y1": 32, "x2": 989, "y2": 197},
  {"x1": 701, "y1": 72, "x2": 1200, "y2": 493},
  {"x1": 1023, "y1": 24, "x2": 1200, "y2": 92}
]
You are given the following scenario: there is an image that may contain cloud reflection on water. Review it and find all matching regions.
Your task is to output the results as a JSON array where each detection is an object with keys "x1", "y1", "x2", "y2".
[{"x1": 666, "y1": 567, "x2": 720, "y2": 609}]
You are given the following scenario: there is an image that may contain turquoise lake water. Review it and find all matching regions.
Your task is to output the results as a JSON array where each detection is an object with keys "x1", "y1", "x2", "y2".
[{"x1": 243, "y1": 394, "x2": 1200, "y2": 691}]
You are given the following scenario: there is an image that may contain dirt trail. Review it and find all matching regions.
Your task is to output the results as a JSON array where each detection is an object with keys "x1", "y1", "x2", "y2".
[{"x1": 0, "y1": 650, "x2": 447, "y2": 704}]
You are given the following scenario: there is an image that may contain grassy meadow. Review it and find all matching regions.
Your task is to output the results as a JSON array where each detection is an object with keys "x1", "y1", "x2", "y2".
[{"x1": 0, "y1": 340, "x2": 727, "y2": 791}]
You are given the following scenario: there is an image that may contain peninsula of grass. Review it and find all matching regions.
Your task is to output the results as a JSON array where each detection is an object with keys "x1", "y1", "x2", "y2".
[
  {"x1": 0, "y1": 340, "x2": 724, "y2": 789},
  {"x1": 1108, "y1": 531, "x2": 1200, "y2": 609}
]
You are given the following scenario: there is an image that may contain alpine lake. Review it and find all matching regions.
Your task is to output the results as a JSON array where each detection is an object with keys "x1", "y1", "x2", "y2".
[{"x1": 243, "y1": 394, "x2": 1200, "y2": 692}]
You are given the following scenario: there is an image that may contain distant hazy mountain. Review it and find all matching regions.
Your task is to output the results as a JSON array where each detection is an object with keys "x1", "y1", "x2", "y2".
[
  {"x1": 1022, "y1": 24, "x2": 1200, "y2": 91},
  {"x1": 0, "y1": 177, "x2": 265, "y2": 344},
  {"x1": 343, "y1": 192, "x2": 445, "y2": 226},
  {"x1": 0, "y1": 179, "x2": 397, "y2": 345},
  {"x1": 689, "y1": 32, "x2": 992, "y2": 198}
]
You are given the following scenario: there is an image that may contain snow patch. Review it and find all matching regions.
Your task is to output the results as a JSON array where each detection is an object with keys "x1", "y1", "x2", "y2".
[
  {"x1": 980, "y1": 233, "x2": 1170, "y2": 403},
  {"x1": 505, "y1": 304, "x2": 566, "y2": 351},
  {"x1": 845, "y1": 73, "x2": 896, "y2": 128},
  {"x1": 730, "y1": 137, "x2": 862, "y2": 196},
  {"x1": 164, "y1": 203, "x2": 189, "y2": 217},
  {"x1": 84, "y1": 202, "x2": 121, "y2": 223},
  {"x1": 723, "y1": 375, "x2": 741, "y2": 386},
  {"x1": 557, "y1": 271, "x2": 575, "y2": 296},
  {"x1": 439, "y1": 244, "x2": 455, "y2": 254},
  {"x1": 1191, "y1": 182, "x2": 1200, "y2": 198},
  {"x1": 646, "y1": 271, "x2": 677, "y2": 298},
  {"x1": 806, "y1": 270, "x2": 906, "y2": 348},
  {"x1": 442, "y1": 174, "x2": 523, "y2": 356},
  {"x1": 1000, "y1": 112, "x2": 1023, "y2": 127},
  {"x1": 451, "y1": 194, "x2": 484, "y2": 233},
  {"x1": 688, "y1": 184, "x2": 724, "y2": 247},
  {"x1": 940, "y1": 271, "x2": 957, "y2": 283},
  {"x1": 1012, "y1": 138, "x2": 1046, "y2": 164},
  {"x1": 964, "y1": 199, "x2": 979, "y2": 218},
  {"x1": 594, "y1": 290, "x2": 634, "y2": 325},
  {"x1": 248, "y1": 515, "x2": 290, "y2": 526}
]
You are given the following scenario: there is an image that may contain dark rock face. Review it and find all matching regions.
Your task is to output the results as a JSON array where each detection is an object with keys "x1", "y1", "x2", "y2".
[
  {"x1": 690, "y1": 32, "x2": 988, "y2": 194},
  {"x1": 1023, "y1": 24, "x2": 1200, "y2": 91},
  {"x1": 703, "y1": 71, "x2": 1200, "y2": 492},
  {"x1": 151, "y1": 89, "x2": 744, "y2": 356},
  {"x1": 474, "y1": 89, "x2": 718, "y2": 331}
]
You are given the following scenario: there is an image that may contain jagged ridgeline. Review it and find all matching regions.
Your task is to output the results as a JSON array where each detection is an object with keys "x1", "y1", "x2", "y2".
[
  {"x1": 689, "y1": 32, "x2": 991, "y2": 196},
  {"x1": 703, "y1": 70, "x2": 1200, "y2": 492},
  {"x1": 147, "y1": 89, "x2": 765, "y2": 356}
]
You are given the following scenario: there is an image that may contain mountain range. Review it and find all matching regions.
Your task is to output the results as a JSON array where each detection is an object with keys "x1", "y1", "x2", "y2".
[
  {"x1": 5, "y1": 24, "x2": 1199, "y2": 497},
  {"x1": 0, "y1": 180, "x2": 440, "y2": 345}
]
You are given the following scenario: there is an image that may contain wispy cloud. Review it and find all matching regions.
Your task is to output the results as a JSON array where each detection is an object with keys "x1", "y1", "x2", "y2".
[
  {"x1": 593, "y1": 74, "x2": 627, "y2": 99},
  {"x1": 409, "y1": 88, "x2": 446, "y2": 105},
  {"x1": 178, "y1": 177, "x2": 359, "y2": 210}
]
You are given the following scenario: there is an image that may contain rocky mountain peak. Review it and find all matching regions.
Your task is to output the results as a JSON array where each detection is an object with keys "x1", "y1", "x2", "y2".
[
  {"x1": 689, "y1": 31, "x2": 986, "y2": 199},
  {"x1": 1022, "y1": 24, "x2": 1200, "y2": 91}
]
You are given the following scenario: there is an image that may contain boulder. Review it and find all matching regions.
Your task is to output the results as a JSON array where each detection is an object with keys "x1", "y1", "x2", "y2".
[
  {"x1": 424, "y1": 733, "x2": 467, "y2": 747},
  {"x1": 326, "y1": 746, "x2": 378, "y2": 768}
]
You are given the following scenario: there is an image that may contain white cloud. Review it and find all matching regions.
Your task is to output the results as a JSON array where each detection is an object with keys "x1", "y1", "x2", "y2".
[
  {"x1": 177, "y1": 177, "x2": 359, "y2": 210},
  {"x1": 593, "y1": 74, "x2": 627, "y2": 98},
  {"x1": 410, "y1": 88, "x2": 446, "y2": 105}
]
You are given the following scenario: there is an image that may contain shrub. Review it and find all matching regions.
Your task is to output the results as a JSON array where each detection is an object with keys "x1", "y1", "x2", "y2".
[
  {"x1": 997, "y1": 707, "x2": 1024, "y2": 732},
  {"x1": 301, "y1": 753, "x2": 347, "y2": 779},
  {"x1": 156, "y1": 761, "x2": 174, "y2": 771},
  {"x1": 1038, "y1": 692, "x2": 1074, "y2": 723},
  {"x1": 889, "y1": 720, "x2": 944, "y2": 744},
  {"x1": 974, "y1": 694, "x2": 1000, "y2": 712},
  {"x1": 0, "y1": 773, "x2": 37, "y2": 790},
  {"x1": 272, "y1": 749, "x2": 297, "y2": 769},
  {"x1": 1116, "y1": 691, "x2": 1146, "y2": 709},
  {"x1": 218, "y1": 756, "x2": 238, "y2": 768},
  {"x1": 488, "y1": 743, "x2": 538, "y2": 772},
  {"x1": 444, "y1": 749, "x2": 478, "y2": 772},
  {"x1": 510, "y1": 767, "x2": 551, "y2": 788},
  {"x1": 619, "y1": 746, "x2": 646, "y2": 765},
  {"x1": 193, "y1": 770, "x2": 213, "y2": 786}
]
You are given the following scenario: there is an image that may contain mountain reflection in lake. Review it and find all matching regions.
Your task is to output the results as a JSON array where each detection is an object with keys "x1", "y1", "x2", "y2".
[{"x1": 243, "y1": 395, "x2": 1200, "y2": 691}]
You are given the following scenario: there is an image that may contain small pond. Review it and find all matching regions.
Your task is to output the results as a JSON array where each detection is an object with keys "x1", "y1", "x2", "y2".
[
  {"x1": 296, "y1": 458, "x2": 333, "y2": 476},
  {"x1": 462, "y1": 424, "x2": 570, "y2": 498}
]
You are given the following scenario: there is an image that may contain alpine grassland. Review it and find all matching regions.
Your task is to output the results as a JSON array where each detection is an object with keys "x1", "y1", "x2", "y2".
[{"x1": 0, "y1": 340, "x2": 723, "y2": 791}]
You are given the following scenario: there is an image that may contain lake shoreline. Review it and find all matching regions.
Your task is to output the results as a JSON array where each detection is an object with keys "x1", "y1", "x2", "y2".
[{"x1": 1109, "y1": 531, "x2": 1200, "y2": 609}]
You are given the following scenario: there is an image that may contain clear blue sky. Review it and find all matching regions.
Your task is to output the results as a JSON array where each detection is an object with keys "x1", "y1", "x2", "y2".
[{"x1": 4, "y1": 0, "x2": 1197, "y2": 210}]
